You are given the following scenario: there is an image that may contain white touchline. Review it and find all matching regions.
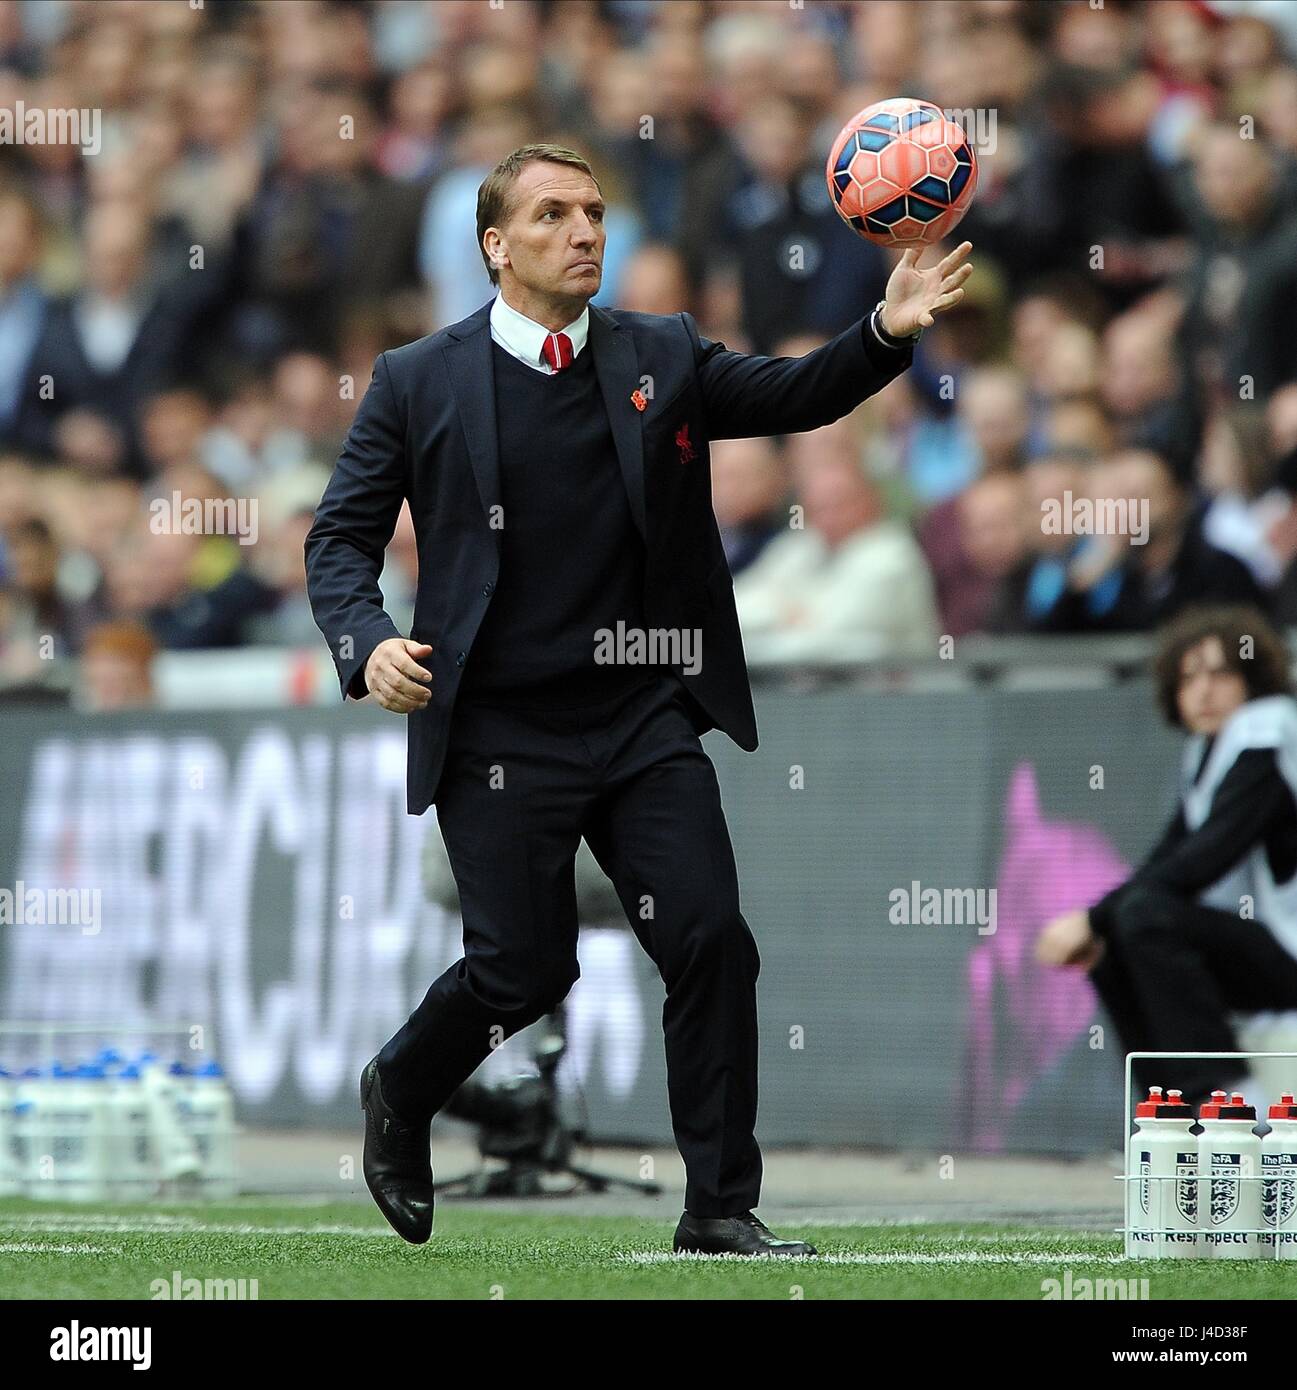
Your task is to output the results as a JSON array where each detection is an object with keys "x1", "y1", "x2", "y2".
[
  {"x1": 619, "y1": 1251, "x2": 1128, "y2": 1266},
  {"x1": 6, "y1": 1216, "x2": 395, "y2": 1238},
  {"x1": 0, "y1": 1242, "x2": 121, "y2": 1254},
  {"x1": 5, "y1": 1217, "x2": 1125, "y2": 1262}
]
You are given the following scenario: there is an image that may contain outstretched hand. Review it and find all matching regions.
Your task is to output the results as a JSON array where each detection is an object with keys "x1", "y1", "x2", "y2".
[{"x1": 880, "y1": 240, "x2": 974, "y2": 337}]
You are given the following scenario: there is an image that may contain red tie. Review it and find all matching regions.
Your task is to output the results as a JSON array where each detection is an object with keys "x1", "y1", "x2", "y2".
[{"x1": 541, "y1": 331, "x2": 573, "y2": 373}]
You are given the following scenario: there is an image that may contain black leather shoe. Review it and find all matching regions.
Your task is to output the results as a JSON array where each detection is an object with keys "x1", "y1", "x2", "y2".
[
  {"x1": 360, "y1": 1056, "x2": 435, "y2": 1245},
  {"x1": 673, "y1": 1209, "x2": 817, "y2": 1257}
]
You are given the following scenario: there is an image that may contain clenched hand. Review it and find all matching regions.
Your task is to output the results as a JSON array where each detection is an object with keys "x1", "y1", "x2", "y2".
[
  {"x1": 1034, "y1": 908, "x2": 1105, "y2": 970},
  {"x1": 364, "y1": 638, "x2": 433, "y2": 712}
]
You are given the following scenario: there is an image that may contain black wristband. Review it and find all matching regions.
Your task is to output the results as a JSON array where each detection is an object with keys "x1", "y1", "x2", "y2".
[{"x1": 871, "y1": 302, "x2": 921, "y2": 348}]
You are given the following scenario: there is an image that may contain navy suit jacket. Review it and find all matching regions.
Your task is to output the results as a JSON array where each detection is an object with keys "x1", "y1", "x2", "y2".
[{"x1": 304, "y1": 296, "x2": 913, "y2": 814}]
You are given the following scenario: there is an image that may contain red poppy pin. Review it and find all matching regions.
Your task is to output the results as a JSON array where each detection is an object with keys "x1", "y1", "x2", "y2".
[
  {"x1": 630, "y1": 389, "x2": 647, "y2": 412},
  {"x1": 675, "y1": 421, "x2": 697, "y2": 464}
]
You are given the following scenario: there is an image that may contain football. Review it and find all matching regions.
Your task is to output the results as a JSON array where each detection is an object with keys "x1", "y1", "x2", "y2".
[{"x1": 826, "y1": 97, "x2": 978, "y2": 248}]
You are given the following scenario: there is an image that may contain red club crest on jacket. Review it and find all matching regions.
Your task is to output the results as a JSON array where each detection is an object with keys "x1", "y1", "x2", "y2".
[{"x1": 675, "y1": 421, "x2": 697, "y2": 464}]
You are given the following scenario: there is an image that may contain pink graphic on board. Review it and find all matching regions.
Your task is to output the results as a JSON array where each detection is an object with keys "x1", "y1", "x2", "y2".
[{"x1": 963, "y1": 761, "x2": 1131, "y2": 1151}]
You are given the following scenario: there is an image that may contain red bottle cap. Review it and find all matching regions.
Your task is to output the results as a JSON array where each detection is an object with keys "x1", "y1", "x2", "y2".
[
  {"x1": 1269, "y1": 1092, "x2": 1297, "y2": 1121},
  {"x1": 1136, "y1": 1085, "x2": 1193, "y2": 1118},
  {"x1": 1198, "y1": 1089, "x2": 1229, "y2": 1118},
  {"x1": 1199, "y1": 1089, "x2": 1256, "y2": 1120}
]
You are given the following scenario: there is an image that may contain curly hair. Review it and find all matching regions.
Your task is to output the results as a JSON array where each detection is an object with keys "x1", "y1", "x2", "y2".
[{"x1": 1151, "y1": 604, "x2": 1293, "y2": 728}]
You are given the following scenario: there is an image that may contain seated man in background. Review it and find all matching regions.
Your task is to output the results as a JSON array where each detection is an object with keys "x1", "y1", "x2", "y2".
[
  {"x1": 1086, "y1": 450, "x2": 1267, "y2": 631},
  {"x1": 988, "y1": 450, "x2": 1266, "y2": 634},
  {"x1": 709, "y1": 435, "x2": 788, "y2": 579},
  {"x1": 732, "y1": 414, "x2": 938, "y2": 660},
  {"x1": 982, "y1": 451, "x2": 1094, "y2": 634},
  {"x1": 919, "y1": 470, "x2": 1027, "y2": 638},
  {"x1": 1035, "y1": 604, "x2": 1297, "y2": 1108}
]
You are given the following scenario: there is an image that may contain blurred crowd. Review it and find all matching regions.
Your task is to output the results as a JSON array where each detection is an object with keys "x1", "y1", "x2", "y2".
[{"x1": 3, "y1": 0, "x2": 1297, "y2": 704}]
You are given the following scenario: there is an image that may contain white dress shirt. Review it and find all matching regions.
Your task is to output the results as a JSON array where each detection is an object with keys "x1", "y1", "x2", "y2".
[
  {"x1": 75, "y1": 292, "x2": 147, "y2": 374},
  {"x1": 489, "y1": 291, "x2": 590, "y2": 374}
]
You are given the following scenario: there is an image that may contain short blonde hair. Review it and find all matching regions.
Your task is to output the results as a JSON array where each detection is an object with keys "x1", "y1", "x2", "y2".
[{"x1": 476, "y1": 144, "x2": 600, "y2": 287}]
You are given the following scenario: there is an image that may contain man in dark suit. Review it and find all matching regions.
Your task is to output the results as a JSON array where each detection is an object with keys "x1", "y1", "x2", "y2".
[{"x1": 305, "y1": 143, "x2": 971, "y2": 1255}]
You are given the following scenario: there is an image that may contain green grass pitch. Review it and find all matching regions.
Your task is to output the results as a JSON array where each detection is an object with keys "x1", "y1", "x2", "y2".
[{"x1": 1, "y1": 1199, "x2": 1295, "y2": 1298}]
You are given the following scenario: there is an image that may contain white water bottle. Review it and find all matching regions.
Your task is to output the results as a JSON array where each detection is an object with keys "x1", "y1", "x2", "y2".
[
  {"x1": 1261, "y1": 1092, "x2": 1297, "y2": 1260},
  {"x1": 1199, "y1": 1090, "x2": 1264, "y2": 1260},
  {"x1": 12, "y1": 1067, "x2": 42, "y2": 1195},
  {"x1": 182, "y1": 1061, "x2": 238, "y2": 1199},
  {"x1": 1127, "y1": 1087, "x2": 1199, "y2": 1258},
  {"x1": 136, "y1": 1053, "x2": 201, "y2": 1183},
  {"x1": 28, "y1": 1063, "x2": 111, "y2": 1202},
  {"x1": 107, "y1": 1063, "x2": 156, "y2": 1201},
  {"x1": 0, "y1": 1068, "x2": 19, "y2": 1197}
]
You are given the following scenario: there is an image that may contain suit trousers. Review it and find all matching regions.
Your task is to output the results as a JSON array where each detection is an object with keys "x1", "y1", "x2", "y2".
[
  {"x1": 1087, "y1": 882, "x2": 1297, "y2": 1108},
  {"x1": 377, "y1": 671, "x2": 764, "y2": 1217}
]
